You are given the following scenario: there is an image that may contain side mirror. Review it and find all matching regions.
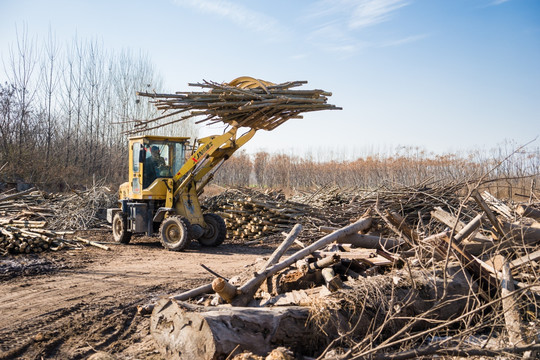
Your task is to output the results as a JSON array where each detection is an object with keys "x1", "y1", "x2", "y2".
[{"x1": 139, "y1": 148, "x2": 146, "y2": 163}]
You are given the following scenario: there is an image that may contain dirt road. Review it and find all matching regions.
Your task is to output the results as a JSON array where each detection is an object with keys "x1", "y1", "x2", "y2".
[{"x1": 0, "y1": 233, "x2": 273, "y2": 359}]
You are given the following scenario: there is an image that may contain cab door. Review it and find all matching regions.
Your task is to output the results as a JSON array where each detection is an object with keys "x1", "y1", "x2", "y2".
[{"x1": 130, "y1": 141, "x2": 143, "y2": 196}]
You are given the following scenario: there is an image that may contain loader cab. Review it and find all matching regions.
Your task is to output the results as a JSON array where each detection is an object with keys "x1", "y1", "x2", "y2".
[{"x1": 127, "y1": 135, "x2": 189, "y2": 199}]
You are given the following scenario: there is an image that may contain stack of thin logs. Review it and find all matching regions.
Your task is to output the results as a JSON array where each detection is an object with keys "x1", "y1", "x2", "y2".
[
  {"x1": 204, "y1": 189, "x2": 312, "y2": 241},
  {"x1": 150, "y1": 184, "x2": 540, "y2": 359},
  {"x1": 0, "y1": 219, "x2": 74, "y2": 255},
  {"x1": 130, "y1": 79, "x2": 341, "y2": 134},
  {"x1": 222, "y1": 197, "x2": 312, "y2": 240}
]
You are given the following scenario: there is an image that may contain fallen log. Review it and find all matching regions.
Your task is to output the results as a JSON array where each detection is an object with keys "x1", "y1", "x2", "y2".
[
  {"x1": 501, "y1": 262, "x2": 527, "y2": 348},
  {"x1": 0, "y1": 187, "x2": 36, "y2": 202},
  {"x1": 510, "y1": 249, "x2": 540, "y2": 271},
  {"x1": 516, "y1": 204, "x2": 540, "y2": 220},
  {"x1": 502, "y1": 222, "x2": 540, "y2": 245},
  {"x1": 150, "y1": 299, "x2": 320, "y2": 360},
  {"x1": 472, "y1": 189, "x2": 506, "y2": 238},
  {"x1": 321, "y1": 267, "x2": 343, "y2": 291},
  {"x1": 74, "y1": 236, "x2": 110, "y2": 251},
  {"x1": 336, "y1": 233, "x2": 403, "y2": 250},
  {"x1": 260, "y1": 224, "x2": 302, "y2": 270}
]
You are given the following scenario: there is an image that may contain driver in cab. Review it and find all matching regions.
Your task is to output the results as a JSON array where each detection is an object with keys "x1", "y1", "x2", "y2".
[{"x1": 143, "y1": 145, "x2": 171, "y2": 187}]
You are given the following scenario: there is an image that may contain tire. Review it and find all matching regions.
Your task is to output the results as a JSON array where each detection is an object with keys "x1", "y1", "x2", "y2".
[
  {"x1": 112, "y1": 212, "x2": 132, "y2": 244},
  {"x1": 159, "y1": 216, "x2": 191, "y2": 251},
  {"x1": 198, "y1": 213, "x2": 227, "y2": 247}
]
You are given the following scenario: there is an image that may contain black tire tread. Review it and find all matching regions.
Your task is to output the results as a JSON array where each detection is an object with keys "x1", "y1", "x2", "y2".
[{"x1": 198, "y1": 213, "x2": 226, "y2": 247}]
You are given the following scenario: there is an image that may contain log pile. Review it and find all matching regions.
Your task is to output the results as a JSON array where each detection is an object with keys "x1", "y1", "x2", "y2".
[
  {"x1": 203, "y1": 188, "x2": 313, "y2": 241},
  {"x1": 0, "y1": 221, "x2": 57, "y2": 254},
  {"x1": 131, "y1": 77, "x2": 341, "y2": 134},
  {"x1": 151, "y1": 184, "x2": 540, "y2": 360}
]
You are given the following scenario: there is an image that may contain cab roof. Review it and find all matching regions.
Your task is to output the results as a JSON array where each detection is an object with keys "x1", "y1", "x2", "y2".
[{"x1": 129, "y1": 135, "x2": 190, "y2": 142}]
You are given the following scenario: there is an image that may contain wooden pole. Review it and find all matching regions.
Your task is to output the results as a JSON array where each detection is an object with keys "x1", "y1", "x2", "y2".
[{"x1": 232, "y1": 217, "x2": 372, "y2": 306}]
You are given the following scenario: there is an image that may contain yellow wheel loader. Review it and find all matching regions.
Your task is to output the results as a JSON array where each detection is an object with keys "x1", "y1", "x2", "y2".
[
  {"x1": 107, "y1": 127, "x2": 255, "y2": 251},
  {"x1": 107, "y1": 76, "x2": 339, "y2": 251}
]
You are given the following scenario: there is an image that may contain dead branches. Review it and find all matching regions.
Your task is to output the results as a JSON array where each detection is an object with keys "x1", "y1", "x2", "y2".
[{"x1": 132, "y1": 78, "x2": 341, "y2": 134}]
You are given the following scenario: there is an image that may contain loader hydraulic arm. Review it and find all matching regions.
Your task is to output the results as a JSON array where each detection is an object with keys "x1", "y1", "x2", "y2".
[{"x1": 172, "y1": 126, "x2": 256, "y2": 197}]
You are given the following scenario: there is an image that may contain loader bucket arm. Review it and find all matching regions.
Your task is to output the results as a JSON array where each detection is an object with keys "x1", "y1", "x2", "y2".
[{"x1": 172, "y1": 126, "x2": 256, "y2": 197}]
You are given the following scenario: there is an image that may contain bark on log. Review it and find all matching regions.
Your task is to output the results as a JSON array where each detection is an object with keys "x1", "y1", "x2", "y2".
[
  {"x1": 336, "y1": 233, "x2": 403, "y2": 250},
  {"x1": 501, "y1": 262, "x2": 527, "y2": 347},
  {"x1": 150, "y1": 299, "x2": 320, "y2": 360},
  {"x1": 502, "y1": 222, "x2": 540, "y2": 245},
  {"x1": 516, "y1": 204, "x2": 540, "y2": 220},
  {"x1": 260, "y1": 224, "x2": 302, "y2": 270}
]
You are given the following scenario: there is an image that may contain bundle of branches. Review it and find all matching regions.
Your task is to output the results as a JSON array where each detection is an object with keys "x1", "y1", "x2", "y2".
[
  {"x1": 0, "y1": 185, "x2": 116, "y2": 231},
  {"x1": 131, "y1": 77, "x2": 341, "y2": 134},
  {"x1": 48, "y1": 185, "x2": 116, "y2": 230}
]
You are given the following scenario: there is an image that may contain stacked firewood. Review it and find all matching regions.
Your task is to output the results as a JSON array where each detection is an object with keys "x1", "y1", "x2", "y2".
[
  {"x1": 0, "y1": 220, "x2": 68, "y2": 254},
  {"x1": 219, "y1": 198, "x2": 309, "y2": 239},
  {"x1": 130, "y1": 78, "x2": 341, "y2": 134},
  {"x1": 203, "y1": 189, "x2": 313, "y2": 240}
]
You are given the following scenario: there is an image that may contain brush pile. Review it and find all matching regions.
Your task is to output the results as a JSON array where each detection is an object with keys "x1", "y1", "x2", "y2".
[
  {"x1": 131, "y1": 77, "x2": 341, "y2": 134},
  {"x1": 151, "y1": 182, "x2": 540, "y2": 360},
  {"x1": 0, "y1": 186, "x2": 116, "y2": 255}
]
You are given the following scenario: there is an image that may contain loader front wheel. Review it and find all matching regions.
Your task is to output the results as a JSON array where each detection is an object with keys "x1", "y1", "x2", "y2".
[
  {"x1": 160, "y1": 216, "x2": 191, "y2": 251},
  {"x1": 198, "y1": 213, "x2": 227, "y2": 247},
  {"x1": 112, "y1": 212, "x2": 131, "y2": 244}
]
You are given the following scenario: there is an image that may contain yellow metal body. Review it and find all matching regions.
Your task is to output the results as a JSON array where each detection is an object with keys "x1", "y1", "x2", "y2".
[{"x1": 118, "y1": 128, "x2": 256, "y2": 228}]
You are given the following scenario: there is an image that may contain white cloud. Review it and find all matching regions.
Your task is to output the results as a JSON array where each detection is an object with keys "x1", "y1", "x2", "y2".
[
  {"x1": 379, "y1": 34, "x2": 428, "y2": 47},
  {"x1": 348, "y1": 0, "x2": 409, "y2": 29},
  {"x1": 307, "y1": 0, "x2": 409, "y2": 30},
  {"x1": 173, "y1": 0, "x2": 286, "y2": 40},
  {"x1": 304, "y1": 0, "x2": 411, "y2": 54},
  {"x1": 491, "y1": 0, "x2": 511, "y2": 5}
]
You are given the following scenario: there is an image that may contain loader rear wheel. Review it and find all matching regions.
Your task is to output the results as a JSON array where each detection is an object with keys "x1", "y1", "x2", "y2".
[
  {"x1": 198, "y1": 213, "x2": 226, "y2": 247},
  {"x1": 160, "y1": 216, "x2": 191, "y2": 251},
  {"x1": 112, "y1": 212, "x2": 131, "y2": 244}
]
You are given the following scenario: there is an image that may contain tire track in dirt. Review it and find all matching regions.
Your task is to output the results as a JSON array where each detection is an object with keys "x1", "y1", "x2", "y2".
[{"x1": 0, "y1": 239, "x2": 271, "y2": 359}]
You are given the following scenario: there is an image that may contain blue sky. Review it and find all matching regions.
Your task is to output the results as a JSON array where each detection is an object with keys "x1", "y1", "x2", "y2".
[{"x1": 1, "y1": 0, "x2": 539, "y2": 158}]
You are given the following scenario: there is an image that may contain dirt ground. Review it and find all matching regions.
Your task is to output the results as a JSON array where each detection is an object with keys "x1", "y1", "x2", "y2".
[{"x1": 0, "y1": 231, "x2": 275, "y2": 360}]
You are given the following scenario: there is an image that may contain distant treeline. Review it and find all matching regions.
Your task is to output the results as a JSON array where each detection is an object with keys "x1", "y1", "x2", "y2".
[
  {"x1": 214, "y1": 146, "x2": 540, "y2": 199},
  {"x1": 0, "y1": 27, "x2": 194, "y2": 189}
]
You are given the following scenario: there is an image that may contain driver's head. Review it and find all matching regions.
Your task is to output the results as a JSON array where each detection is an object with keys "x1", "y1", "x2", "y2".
[{"x1": 151, "y1": 145, "x2": 160, "y2": 158}]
